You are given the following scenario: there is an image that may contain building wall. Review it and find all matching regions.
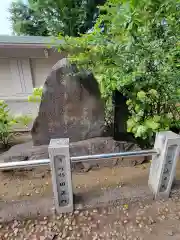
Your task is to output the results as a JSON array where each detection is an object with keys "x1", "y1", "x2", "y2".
[
  {"x1": 31, "y1": 56, "x2": 61, "y2": 87},
  {"x1": 0, "y1": 58, "x2": 33, "y2": 98},
  {"x1": 0, "y1": 48, "x2": 64, "y2": 131}
]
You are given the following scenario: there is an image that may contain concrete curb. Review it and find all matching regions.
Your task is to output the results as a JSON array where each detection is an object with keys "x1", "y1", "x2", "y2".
[{"x1": 0, "y1": 184, "x2": 153, "y2": 223}]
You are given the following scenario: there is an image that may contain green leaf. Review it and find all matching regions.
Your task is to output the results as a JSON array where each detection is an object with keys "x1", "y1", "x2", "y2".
[
  {"x1": 137, "y1": 91, "x2": 146, "y2": 101},
  {"x1": 145, "y1": 119, "x2": 160, "y2": 130},
  {"x1": 135, "y1": 125, "x2": 148, "y2": 138}
]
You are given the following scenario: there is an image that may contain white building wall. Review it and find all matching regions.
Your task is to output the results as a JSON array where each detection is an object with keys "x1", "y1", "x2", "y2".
[
  {"x1": 31, "y1": 55, "x2": 62, "y2": 87},
  {"x1": 0, "y1": 59, "x2": 13, "y2": 96}
]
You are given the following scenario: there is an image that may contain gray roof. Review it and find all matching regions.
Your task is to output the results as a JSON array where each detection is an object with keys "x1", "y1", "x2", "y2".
[{"x1": 0, "y1": 35, "x2": 62, "y2": 46}]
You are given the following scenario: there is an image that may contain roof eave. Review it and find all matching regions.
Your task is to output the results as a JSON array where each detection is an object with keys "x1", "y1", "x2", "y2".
[
  {"x1": 0, "y1": 44, "x2": 54, "y2": 48},
  {"x1": 0, "y1": 35, "x2": 63, "y2": 47}
]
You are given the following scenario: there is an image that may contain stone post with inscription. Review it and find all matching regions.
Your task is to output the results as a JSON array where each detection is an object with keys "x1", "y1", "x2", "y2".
[
  {"x1": 48, "y1": 138, "x2": 73, "y2": 213},
  {"x1": 148, "y1": 131, "x2": 180, "y2": 199}
]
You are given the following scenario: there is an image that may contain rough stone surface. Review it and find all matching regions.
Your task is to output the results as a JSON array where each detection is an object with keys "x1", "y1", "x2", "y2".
[
  {"x1": 0, "y1": 137, "x2": 145, "y2": 171},
  {"x1": 31, "y1": 58, "x2": 105, "y2": 146},
  {"x1": 0, "y1": 142, "x2": 48, "y2": 163},
  {"x1": 70, "y1": 137, "x2": 145, "y2": 171}
]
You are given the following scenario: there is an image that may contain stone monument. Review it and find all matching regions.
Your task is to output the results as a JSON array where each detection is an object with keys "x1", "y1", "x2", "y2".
[{"x1": 31, "y1": 58, "x2": 105, "y2": 145}]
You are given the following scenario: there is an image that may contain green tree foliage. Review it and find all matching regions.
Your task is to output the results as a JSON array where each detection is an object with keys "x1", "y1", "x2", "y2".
[
  {"x1": 9, "y1": 0, "x2": 106, "y2": 36},
  {"x1": 9, "y1": 1, "x2": 49, "y2": 36},
  {"x1": 57, "y1": 0, "x2": 180, "y2": 143}
]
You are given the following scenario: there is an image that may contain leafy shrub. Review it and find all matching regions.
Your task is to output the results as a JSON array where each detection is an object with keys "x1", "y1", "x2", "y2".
[
  {"x1": 56, "y1": 0, "x2": 180, "y2": 144},
  {"x1": 0, "y1": 100, "x2": 32, "y2": 148},
  {"x1": 0, "y1": 100, "x2": 16, "y2": 147}
]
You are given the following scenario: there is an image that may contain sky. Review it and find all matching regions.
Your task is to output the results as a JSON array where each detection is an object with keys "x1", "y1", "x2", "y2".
[{"x1": 0, "y1": 0, "x2": 12, "y2": 35}]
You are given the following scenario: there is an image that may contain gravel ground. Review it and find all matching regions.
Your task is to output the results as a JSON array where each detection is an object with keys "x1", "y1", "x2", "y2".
[{"x1": 1, "y1": 189, "x2": 180, "y2": 240}]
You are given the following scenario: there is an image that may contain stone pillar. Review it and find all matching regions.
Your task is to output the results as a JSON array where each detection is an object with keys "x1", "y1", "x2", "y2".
[
  {"x1": 148, "y1": 131, "x2": 180, "y2": 199},
  {"x1": 48, "y1": 138, "x2": 73, "y2": 213}
]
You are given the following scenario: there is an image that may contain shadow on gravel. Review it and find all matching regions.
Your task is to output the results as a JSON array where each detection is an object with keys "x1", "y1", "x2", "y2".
[{"x1": 172, "y1": 180, "x2": 180, "y2": 190}]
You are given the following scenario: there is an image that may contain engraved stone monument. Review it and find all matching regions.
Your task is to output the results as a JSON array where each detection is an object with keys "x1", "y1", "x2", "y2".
[{"x1": 31, "y1": 58, "x2": 105, "y2": 146}]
